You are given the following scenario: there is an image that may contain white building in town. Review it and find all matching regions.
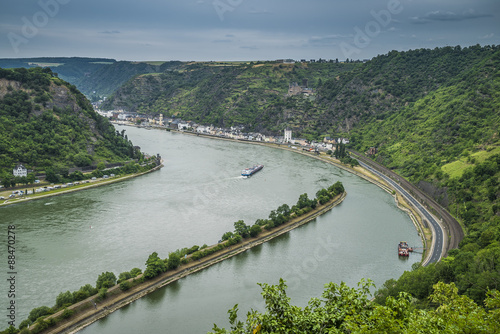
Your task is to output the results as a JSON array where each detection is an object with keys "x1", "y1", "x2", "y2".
[
  {"x1": 284, "y1": 128, "x2": 292, "y2": 143},
  {"x1": 13, "y1": 164, "x2": 27, "y2": 177}
]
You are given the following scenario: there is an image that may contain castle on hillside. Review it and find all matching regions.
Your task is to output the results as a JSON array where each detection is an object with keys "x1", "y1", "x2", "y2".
[{"x1": 287, "y1": 79, "x2": 313, "y2": 96}]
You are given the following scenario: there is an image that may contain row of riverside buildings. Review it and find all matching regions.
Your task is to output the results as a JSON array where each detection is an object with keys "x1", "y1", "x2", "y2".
[{"x1": 99, "y1": 110, "x2": 350, "y2": 153}]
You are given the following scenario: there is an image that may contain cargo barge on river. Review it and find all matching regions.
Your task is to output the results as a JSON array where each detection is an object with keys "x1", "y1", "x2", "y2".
[{"x1": 242, "y1": 164, "x2": 264, "y2": 177}]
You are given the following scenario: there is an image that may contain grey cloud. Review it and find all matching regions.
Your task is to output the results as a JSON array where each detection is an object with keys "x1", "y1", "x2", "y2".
[
  {"x1": 213, "y1": 39, "x2": 233, "y2": 43},
  {"x1": 248, "y1": 8, "x2": 271, "y2": 15},
  {"x1": 307, "y1": 35, "x2": 350, "y2": 47},
  {"x1": 1, "y1": 0, "x2": 498, "y2": 61},
  {"x1": 411, "y1": 9, "x2": 493, "y2": 24},
  {"x1": 480, "y1": 33, "x2": 494, "y2": 39}
]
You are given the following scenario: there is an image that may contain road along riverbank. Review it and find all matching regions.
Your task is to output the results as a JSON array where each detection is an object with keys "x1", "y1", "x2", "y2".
[
  {"x1": 0, "y1": 163, "x2": 163, "y2": 208},
  {"x1": 350, "y1": 150, "x2": 463, "y2": 261},
  {"x1": 33, "y1": 192, "x2": 346, "y2": 334}
]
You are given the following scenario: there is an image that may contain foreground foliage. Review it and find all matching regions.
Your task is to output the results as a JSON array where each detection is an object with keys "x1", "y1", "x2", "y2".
[{"x1": 210, "y1": 279, "x2": 500, "y2": 334}]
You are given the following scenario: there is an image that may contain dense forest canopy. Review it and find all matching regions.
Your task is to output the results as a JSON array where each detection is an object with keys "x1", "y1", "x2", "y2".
[{"x1": 0, "y1": 67, "x2": 141, "y2": 180}]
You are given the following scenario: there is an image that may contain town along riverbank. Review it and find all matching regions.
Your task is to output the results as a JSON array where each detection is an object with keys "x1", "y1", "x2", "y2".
[{"x1": 27, "y1": 190, "x2": 346, "y2": 334}]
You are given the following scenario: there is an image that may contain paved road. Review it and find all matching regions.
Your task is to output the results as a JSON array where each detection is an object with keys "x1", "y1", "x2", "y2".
[{"x1": 359, "y1": 161, "x2": 444, "y2": 265}]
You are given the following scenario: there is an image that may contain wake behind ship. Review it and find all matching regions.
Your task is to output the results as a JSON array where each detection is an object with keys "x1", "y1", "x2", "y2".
[{"x1": 241, "y1": 164, "x2": 264, "y2": 177}]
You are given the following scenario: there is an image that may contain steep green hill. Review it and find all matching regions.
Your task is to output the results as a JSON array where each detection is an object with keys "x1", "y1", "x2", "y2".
[
  {"x1": 0, "y1": 67, "x2": 141, "y2": 179},
  {"x1": 348, "y1": 47, "x2": 500, "y2": 306},
  {"x1": 101, "y1": 61, "x2": 358, "y2": 135},
  {"x1": 0, "y1": 57, "x2": 184, "y2": 98},
  {"x1": 76, "y1": 60, "x2": 183, "y2": 97},
  {"x1": 350, "y1": 48, "x2": 500, "y2": 182},
  {"x1": 0, "y1": 57, "x2": 115, "y2": 94},
  {"x1": 317, "y1": 45, "x2": 495, "y2": 132}
]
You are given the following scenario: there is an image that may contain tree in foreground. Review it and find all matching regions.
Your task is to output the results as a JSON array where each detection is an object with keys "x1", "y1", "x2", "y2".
[
  {"x1": 209, "y1": 279, "x2": 500, "y2": 334},
  {"x1": 96, "y1": 271, "x2": 117, "y2": 289},
  {"x1": 144, "y1": 251, "x2": 166, "y2": 279}
]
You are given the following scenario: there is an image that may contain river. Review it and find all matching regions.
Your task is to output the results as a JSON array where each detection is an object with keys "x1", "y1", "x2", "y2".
[{"x1": 0, "y1": 126, "x2": 421, "y2": 333}]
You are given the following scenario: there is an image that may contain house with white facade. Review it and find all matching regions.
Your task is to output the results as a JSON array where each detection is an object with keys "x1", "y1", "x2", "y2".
[
  {"x1": 196, "y1": 125, "x2": 212, "y2": 134},
  {"x1": 178, "y1": 122, "x2": 190, "y2": 130},
  {"x1": 13, "y1": 164, "x2": 27, "y2": 177}
]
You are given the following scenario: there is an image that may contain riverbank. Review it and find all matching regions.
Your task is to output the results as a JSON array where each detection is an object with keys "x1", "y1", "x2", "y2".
[
  {"x1": 0, "y1": 163, "x2": 163, "y2": 208},
  {"x1": 34, "y1": 192, "x2": 346, "y2": 334}
]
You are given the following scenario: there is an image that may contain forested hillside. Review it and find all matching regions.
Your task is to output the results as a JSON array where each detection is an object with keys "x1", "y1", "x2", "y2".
[
  {"x1": 102, "y1": 46, "x2": 498, "y2": 139},
  {"x1": 317, "y1": 45, "x2": 496, "y2": 130},
  {"x1": 0, "y1": 67, "x2": 141, "y2": 180},
  {"x1": 76, "y1": 60, "x2": 183, "y2": 97},
  {"x1": 0, "y1": 57, "x2": 184, "y2": 98},
  {"x1": 0, "y1": 57, "x2": 115, "y2": 95},
  {"x1": 101, "y1": 61, "x2": 359, "y2": 135},
  {"x1": 348, "y1": 47, "x2": 500, "y2": 308}
]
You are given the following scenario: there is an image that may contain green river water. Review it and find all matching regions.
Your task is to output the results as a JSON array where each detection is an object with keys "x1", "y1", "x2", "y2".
[{"x1": 0, "y1": 125, "x2": 421, "y2": 333}]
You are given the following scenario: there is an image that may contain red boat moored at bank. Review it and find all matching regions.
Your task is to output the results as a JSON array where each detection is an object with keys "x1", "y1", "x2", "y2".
[{"x1": 398, "y1": 241, "x2": 413, "y2": 256}]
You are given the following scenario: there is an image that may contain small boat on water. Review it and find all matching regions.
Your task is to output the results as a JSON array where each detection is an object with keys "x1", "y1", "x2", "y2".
[
  {"x1": 398, "y1": 241, "x2": 413, "y2": 257},
  {"x1": 241, "y1": 165, "x2": 264, "y2": 177}
]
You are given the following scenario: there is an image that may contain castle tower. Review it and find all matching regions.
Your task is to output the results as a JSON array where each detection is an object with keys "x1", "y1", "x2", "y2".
[
  {"x1": 159, "y1": 114, "x2": 164, "y2": 126},
  {"x1": 284, "y1": 128, "x2": 292, "y2": 143}
]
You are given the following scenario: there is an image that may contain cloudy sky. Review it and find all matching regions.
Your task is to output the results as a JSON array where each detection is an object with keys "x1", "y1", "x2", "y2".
[{"x1": 1, "y1": 0, "x2": 498, "y2": 61}]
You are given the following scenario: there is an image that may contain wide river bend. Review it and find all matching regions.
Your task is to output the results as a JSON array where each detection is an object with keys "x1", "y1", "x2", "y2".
[{"x1": 0, "y1": 125, "x2": 421, "y2": 333}]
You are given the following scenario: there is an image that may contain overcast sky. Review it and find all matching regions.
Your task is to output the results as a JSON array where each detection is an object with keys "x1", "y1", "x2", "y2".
[{"x1": 1, "y1": 0, "x2": 498, "y2": 61}]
